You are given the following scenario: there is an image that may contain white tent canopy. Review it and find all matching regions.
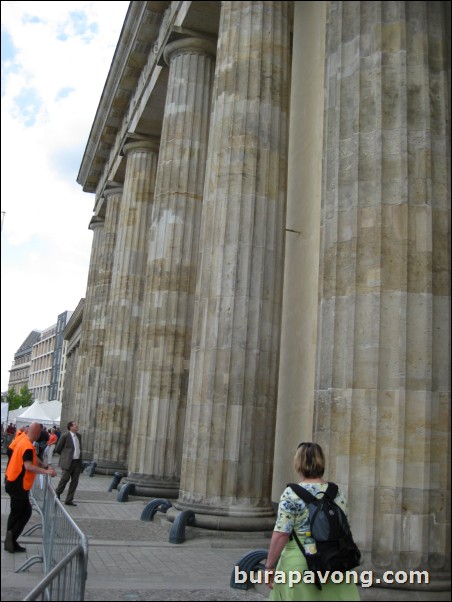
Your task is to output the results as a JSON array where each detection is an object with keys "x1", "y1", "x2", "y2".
[
  {"x1": 4, "y1": 407, "x2": 24, "y2": 426},
  {"x1": 41, "y1": 400, "x2": 62, "y2": 423},
  {"x1": 15, "y1": 400, "x2": 58, "y2": 428},
  {"x1": 1, "y1": 402, "x2": 8, "y2": 425}
]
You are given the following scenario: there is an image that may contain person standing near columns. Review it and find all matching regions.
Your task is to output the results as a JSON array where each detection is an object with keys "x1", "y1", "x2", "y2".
[
  {"x1": 265, "y1": 443, "x2": 360, "y2": 600},
  {"x1": 44, "y1": 427, "x2": 58, "y2": 465},
  {"x1": 4, "y1": 422, "x2": 57, "y2": 553},
  {"x1": 54, "y1": 421, "x2": 82, "y2": 506}
]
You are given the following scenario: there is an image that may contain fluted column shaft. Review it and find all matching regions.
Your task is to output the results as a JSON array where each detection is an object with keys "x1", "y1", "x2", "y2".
[
  {"x1": 60, "y1": 348, "x2": 78, "y2": 427},
  {"x1": 76, "y1": 188, "x2": 122, "y2": 459},
  {"x1": 127, "y1": 39, "x2": 216, "y2": 495},
  {"x1": 61, "y1": 216, "x2": 105, "y2": 433},
  {"x1": 94, "y1": 142, "x2": 159, "y2": 472},
  {"x1": 176, "y1": 1, "x2": 291, "y2": 528},
  {"x1": 315, "y1": 0, "x2": 450, "y2": 574}
]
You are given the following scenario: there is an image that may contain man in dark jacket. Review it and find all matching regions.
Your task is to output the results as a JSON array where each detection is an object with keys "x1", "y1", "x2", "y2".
[{"x1": 54, "y1": 421, "x2": 82, "y2": 506}]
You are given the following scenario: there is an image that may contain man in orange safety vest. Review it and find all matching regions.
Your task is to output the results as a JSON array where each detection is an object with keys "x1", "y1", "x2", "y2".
[{"x1": 4, "y1": 421, "x2": 57, "y2": 553}]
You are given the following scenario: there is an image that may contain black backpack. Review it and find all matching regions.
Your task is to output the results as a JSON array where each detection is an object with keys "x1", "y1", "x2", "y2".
[{"x1": 288, "y1": 482, "x2": 361, "y2": 587}]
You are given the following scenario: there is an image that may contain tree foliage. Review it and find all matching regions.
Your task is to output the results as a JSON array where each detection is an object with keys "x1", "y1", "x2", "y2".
[{"x1": 4, "y1": 386, "x2": 34, "y2": 411}]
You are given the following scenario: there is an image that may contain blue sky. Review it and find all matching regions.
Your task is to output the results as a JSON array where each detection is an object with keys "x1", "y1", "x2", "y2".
[{"x1": 1, "y1": 1, "x2": 129, "y2": 393}]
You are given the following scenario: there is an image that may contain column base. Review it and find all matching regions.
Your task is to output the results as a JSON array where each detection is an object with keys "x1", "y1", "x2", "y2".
[
  {"x1": 170, "y1": 501, "x2": 276, "y2": 531},
  {"x1": 123, "y1": 473, "x2": 180, "y2": 499},
  {"x1": 93, "y1": 459, "x2": 128, "y2": 476}
]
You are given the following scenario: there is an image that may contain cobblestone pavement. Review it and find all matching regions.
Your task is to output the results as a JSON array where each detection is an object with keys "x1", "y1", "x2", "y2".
[
  {"x1": 1, "y1": 455, "x2": 450, "y2": 601},
  {"x1": 1, "y1": 455, "x2": 268, "y2": 601}
]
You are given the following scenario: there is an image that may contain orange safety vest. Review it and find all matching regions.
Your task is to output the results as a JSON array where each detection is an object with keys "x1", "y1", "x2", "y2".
[
  {"x1": 9, "y1": 430, "x2": 25, "y2": 452},
  {"x1": 5, "y1": 435, "x2": 37, "y2": 490}
]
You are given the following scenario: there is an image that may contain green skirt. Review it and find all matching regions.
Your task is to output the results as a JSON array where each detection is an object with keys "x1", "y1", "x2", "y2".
[{"x1": 269, "y1": 540, "x2": 361, "y2": 601}]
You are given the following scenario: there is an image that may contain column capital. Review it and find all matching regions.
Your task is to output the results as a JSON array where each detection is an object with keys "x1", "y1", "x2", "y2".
[
  {"x1": 89, "y1": 216, "x2": 104, "y2": 231},
  {"x1": 123, "y1": 137, "x2": 160, "y2": 157},
  {"x1": 103, "y1": 187, "x2": 123, "y2": 199},
  {"x1": 163, "y1": 37, "x2": 217, "y2": 66}
]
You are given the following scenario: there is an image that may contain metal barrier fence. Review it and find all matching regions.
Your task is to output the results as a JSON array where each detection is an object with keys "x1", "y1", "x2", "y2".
[
  {"x1": 1, "y1": 432, "x2": 14, "y2": 454},
  {"x1": 16, "y1": 474, "x2": 89, "y2": 601}
]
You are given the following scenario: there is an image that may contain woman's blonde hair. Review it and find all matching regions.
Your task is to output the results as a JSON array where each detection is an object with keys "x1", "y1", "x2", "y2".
[{"x1": 293, "y1": 442, "x2": 325, "y2": 478}]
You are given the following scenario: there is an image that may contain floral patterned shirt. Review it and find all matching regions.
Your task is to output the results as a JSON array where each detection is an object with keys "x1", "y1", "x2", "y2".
[{"x1": 274, "y1": 482, "x2": 349, "y2": 536}]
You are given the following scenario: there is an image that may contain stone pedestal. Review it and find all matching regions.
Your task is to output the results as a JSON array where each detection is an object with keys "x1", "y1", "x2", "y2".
[
  {"x1": 126, "y1": 38, "x2": 217, "y2": 494},
  {"x1": 175, "y1": 1, "x2": 291, "y2": 529},
  {"x1": 94, "y1": 141, "x2": 159, "y2": 473}
]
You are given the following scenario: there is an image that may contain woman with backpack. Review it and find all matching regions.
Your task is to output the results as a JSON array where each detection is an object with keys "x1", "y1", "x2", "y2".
[{"x1": 265, "y1": 442, "x2": 360, "y2": 600}]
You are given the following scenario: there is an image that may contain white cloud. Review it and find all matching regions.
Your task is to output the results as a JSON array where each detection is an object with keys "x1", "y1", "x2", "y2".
[{"x1": 1, "y1": 1, "x2": 130, "y2": 392}]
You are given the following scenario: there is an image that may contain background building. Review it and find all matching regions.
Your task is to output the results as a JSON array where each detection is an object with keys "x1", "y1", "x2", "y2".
[
  {"x1": 60, "y1": 299, "x2": 84, "y2": 424},
  {"x1": 7, "y1": 330, "x2": 42, "y2": 393},
  {"x1": 49, "y1": 310, "x2": 73, "y2": 401},
  {"x1": 9, "y1": 311, "x2": 72, "y2": 402},
  {"x1": 28, "y1": 323, "x2": 57, "y2": 402}
]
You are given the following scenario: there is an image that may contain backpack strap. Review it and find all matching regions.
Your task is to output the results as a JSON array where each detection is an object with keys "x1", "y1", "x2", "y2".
[
  {"x1": 324, "y1": 482, "x2": 339, "y2": 500},
  {"x1": 290, "y1": 529, "x2": 323, "y2": 590},
  {"x1": 291, "y1": 528, "x2": 307, "y2": 557},
  {"x1": 287, "y1": 483, "x2": 318, "y2": 504},
  {"x1": 288, "y1": 482, "x2": 340, "y2": 531},
  {"x1": 289, "y1": 482, "x2": 340, "y2": 503},
  {"x1": 288, "y1": 483, "x2": 323, "y2": 533}
]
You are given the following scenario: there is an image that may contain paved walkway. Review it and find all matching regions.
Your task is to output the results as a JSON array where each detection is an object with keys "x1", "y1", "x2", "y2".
[
  {"x1": 1, "y1": 455, "x2": 270, "y2": 601},
  {"x1": 1, "y1": 455, "x2": 449, "y2": 601}
]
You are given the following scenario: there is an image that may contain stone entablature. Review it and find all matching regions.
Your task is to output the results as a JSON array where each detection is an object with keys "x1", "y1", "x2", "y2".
[
  {"x1": 77, "y1": 1, "x2": 221, "y2": 206},
  {"x1": 63, "y1": 298, "x2": 85, "y2": 356}
]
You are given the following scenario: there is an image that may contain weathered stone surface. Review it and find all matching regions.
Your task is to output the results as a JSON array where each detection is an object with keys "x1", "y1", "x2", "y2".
[
  {"x1": 94, "y1": 141, "x2": 159, "y2": 472},
  {"x1": 177, "y1": 1, "x2": 291, "y2": 524},
  {"x1": 128, "y1": 37, "x2": 216, "y2": 494},
  {"x1": 70, "y1": 1, "x2": 450, "y2": 586},
  {"x1": 313, "y1": 0, "x2": 450, "y2": 573}
]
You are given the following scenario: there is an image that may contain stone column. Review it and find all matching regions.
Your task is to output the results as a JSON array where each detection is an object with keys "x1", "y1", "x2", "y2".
[
  {"x1": 315, "y1": 0, "x2": 450, "y2": 576},
  {"x1": 272, "y1": 0, "x2": 327, "y2": 499},
  {"x1": 127, "y1": 38, "x2": 216, "y2": 496},
  {"x1": 174, "y1": 1, "x2": 291, "y2": 529},
  {"x1": 94, "y1": 141, "x2": 159, "y2": 472},
  {"x1": 60, "y1": 346, "x2": 80, "y2": 430},
  {"x1": 73, "y1": 188, "x2": 122, "y2": 459},
  {"x1": 62, "y1": 215, "x2": 104, "y2": 436}
]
